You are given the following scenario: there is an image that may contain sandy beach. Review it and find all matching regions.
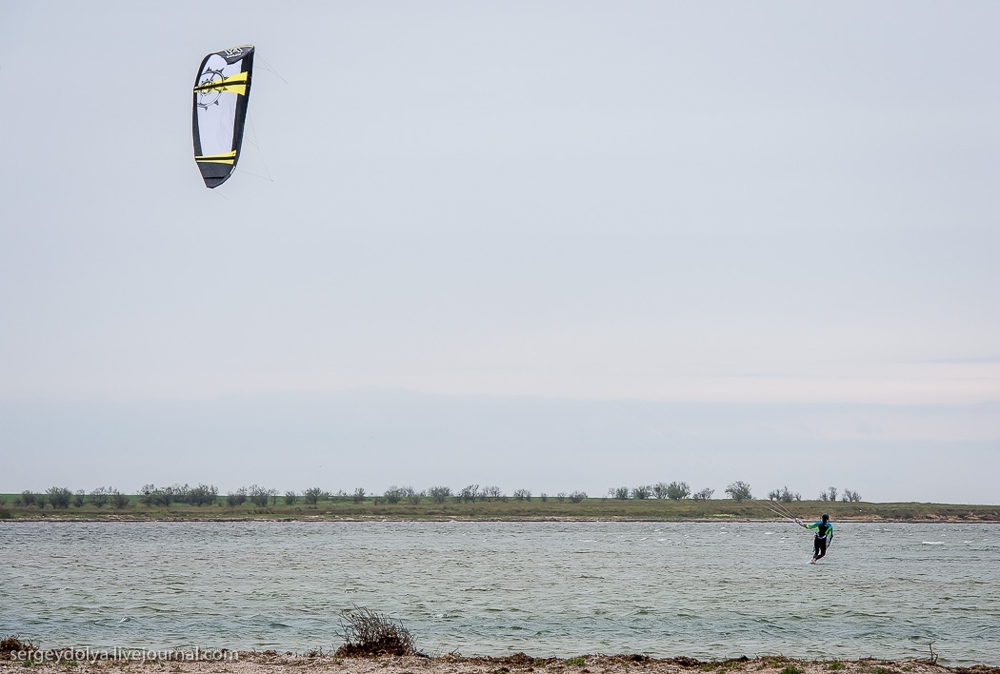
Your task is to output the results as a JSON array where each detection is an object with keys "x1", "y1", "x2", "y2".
[
  {"x1": 3, "y1": 652, "x2": 998, "y2": 674},
  {"x1": 7, "y1": 649, "x2": 1000, "y2": 674}
]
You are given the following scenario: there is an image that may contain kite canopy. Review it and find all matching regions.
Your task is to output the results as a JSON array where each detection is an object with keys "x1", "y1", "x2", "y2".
[{"x1": 192, "y1": 45, "x2": 254, "y2": 188}]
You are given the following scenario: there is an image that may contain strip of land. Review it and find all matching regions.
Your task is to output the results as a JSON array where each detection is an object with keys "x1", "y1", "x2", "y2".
[
  {"x1": 1, "y1": 497, "x2": 998, "y2": 522},
  {"x1": 2, "y1": 652, "x2": 998, "y2": 674}
]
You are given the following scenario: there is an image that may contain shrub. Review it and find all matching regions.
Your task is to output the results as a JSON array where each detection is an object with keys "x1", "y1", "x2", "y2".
[
  {"x1": 666, "y1": 481, "x2": 691, "y2": 500},
  {"x1": 1, "y1": 635, "x2": 36, "y2": 655},
  {"x1": 768, "y1": 486, "x2": 800, "y2": 503},
  {"x1": 284, "y1": 491, "x2": 298, "y2": 505},
  {"x1": 335, "y1": 606, "x2": 417, "y2": 657},
  {"x1": 188, "y1": 484, "x2": 218, "y2": 506},
  {"x1": 227, "y1": 487, "x2": 248, "y2": 507},
  {"x1": 303, "y1": 487, "x2": 323, "y2": 505},
  {"x1": 139, "y1": 484, "x2": 176, "y2": 507},
  {"x1": 569, "y1": 491, "x2": 587, "y2": 503},
  {"x1": 171, "y1": 484, "x2": 190, "y2": 503},
  {"x1": 46, "y1": 487, "x2": 72, "y2": 509},
  {"x1": 384, "y1": 486, "x2": 406, "y2": 504},
  {"x1": 248, "y1": 485, "x2": 271, "y2": 507},
  {"x1": 779, "y1": 666, "x2": 802, "y2": 674},
  {"x1": 352, "y1": 487, "x2": 366, "y2": 503},
  {"x1": 72, "y1": 490, "x2": 85, "y2": 508},
  {"x1": 109, "y1": 489, "x2": 129, "y2": 509},
  {"x1": 428, "y1": 486, "x2": 451, "y2": 504},
  {"x1": 725, "y1": 481, "x2": 753, "y2": 502},
  {"x1": 631, "y1": 485, "x2": 652, "y2": 499},
  {"x1": 89, "y1": 487, "x2": 109, "y2": 508}
]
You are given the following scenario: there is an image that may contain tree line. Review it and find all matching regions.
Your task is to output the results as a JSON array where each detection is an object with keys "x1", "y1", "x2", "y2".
[{"x1": 3, "y1": 480, "x2": 862, "y2": 510}]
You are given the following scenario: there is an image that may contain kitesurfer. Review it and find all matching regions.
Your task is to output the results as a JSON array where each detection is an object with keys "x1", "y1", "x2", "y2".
[{"x1": 800, "y1": 513, "x2": 833, "y2": 563}]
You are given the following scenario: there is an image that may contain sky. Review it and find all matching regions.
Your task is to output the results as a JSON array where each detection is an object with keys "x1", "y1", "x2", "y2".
[{"x1": 1, "y1": 2, "x2": 998, "y2": 503}]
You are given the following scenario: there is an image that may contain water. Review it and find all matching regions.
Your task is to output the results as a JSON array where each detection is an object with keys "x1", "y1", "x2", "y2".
[{"x1": 2, "y1": 521, "x2": 998, "y2": 665}]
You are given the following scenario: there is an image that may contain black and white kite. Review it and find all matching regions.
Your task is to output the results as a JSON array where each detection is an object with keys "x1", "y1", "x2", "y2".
[{"x1": 192, "y1": 45, "x2": 254, "y2": 188}]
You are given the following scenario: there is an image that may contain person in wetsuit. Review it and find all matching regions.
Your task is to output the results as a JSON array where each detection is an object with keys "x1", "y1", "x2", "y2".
[{"x1": 804, "y1": 513, "x2": 833, "y2": 563}]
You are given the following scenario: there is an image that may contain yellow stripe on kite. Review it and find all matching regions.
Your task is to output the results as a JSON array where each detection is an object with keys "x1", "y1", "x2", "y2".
[
  {"x1": 195, "y1": 150, "x2": 237, "y2": 165},
  {"x1": 193, "y1": 71, "x2": 249, "y2": 94}
]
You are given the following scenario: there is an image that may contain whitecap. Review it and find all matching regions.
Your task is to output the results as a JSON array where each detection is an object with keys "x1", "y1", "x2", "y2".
[{"x1": 921, "y1": 541, "x2": 945, "y2": 545}]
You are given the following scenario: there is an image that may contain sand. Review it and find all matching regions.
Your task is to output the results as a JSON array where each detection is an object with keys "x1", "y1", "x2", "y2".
[{"x1": 3, "y1": 651, "x2": 998, "y2": 674}]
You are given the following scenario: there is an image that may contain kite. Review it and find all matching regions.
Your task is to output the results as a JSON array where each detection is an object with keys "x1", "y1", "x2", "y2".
[{"x1": 192, "y1": 45, "x2": 254, "y2": 188}]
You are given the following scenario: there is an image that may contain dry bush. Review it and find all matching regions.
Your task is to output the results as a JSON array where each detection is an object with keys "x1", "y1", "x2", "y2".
[
  {"x1": 1, "y1": 635, "x2": 35, "y2": 655},
  {"x1": 334, "y1": 606, "x2": 417, "y2": 657}
]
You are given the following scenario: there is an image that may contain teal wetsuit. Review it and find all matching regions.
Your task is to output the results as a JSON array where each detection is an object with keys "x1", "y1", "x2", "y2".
[{"x1": 806, "y1": 518, "x2": 833, "y2": 561}]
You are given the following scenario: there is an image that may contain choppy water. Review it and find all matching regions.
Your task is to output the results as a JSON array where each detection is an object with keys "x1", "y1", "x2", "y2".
[{"x1": 1, "y1": 522, "x2": 998, "y2": 665}]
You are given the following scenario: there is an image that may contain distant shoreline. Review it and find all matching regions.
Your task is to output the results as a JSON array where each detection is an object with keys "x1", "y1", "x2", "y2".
[
  {"x1": 3, "y1": 513, "x2": 1000, "y2": 524},
  {"x1": 2, "y1": 495, "x2": 999, "y2": 523}
]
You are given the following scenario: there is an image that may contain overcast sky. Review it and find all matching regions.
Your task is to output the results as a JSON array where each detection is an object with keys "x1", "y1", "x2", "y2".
[{"x1": 1, "y1": 2, "x2": 997, "y2": 503}]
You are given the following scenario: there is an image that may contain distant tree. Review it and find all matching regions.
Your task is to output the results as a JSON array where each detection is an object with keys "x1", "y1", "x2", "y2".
[
  {"x1": 769, "y1": 486, "x2": 799, "y2": 503},
  {"x1": 827, "y1": 486, "x2": 838, "y2": 502},
  {"x1": 352, "y1": 487, "x2": 366, "y2": 503},
  {"x1": 611, "y1": 486, "x2": 630, "y2": 500},
  {"x1": 227, "y1": 487, "x2": 248, "y2": 507},
  {"x1": 187, "y1": 484, "x2": 218, "y2": 507},
  {"x1": 692, "y1": 488, "x2": 715, "y2": 500},
  {"x1": 139, "y1": 484, "x2": 174, "y2": 507},
  {"x1": 46, "y1": 487, "x2": 72, "y2": 509},
  {"x1": 666, "y1": 481, "x2": 691, "y2": 500},
  {"x1": 569, "y1": 491, "x2": 588, "y2": 503},
  {"x1": 428, "y1": 486, "x2": 451, "y2": 504},
  {"x1": 89, "y1": 487, "x2": 109, "y2": 508},
  {"x1": 406, "y1": 488, "x2": 422, "y2": 505},
  {"x1": 72, "y1": 490, "x2": 85, "y2": 508},
  {"x1": 109, "y1": 489, "x2": 129, "y2": 509},
  {"x1": 171, "y1": 484, "x2": 190, "y2": 503},
  {"x1": 303, "y1": 487, "x2": 323, "y2": 505},
  {"x1": 284, "y1": 491, "x2": 298, "y2": 505},
  {"x1": 482, "y1": 486, "x2": 503, "y2": 501},
  {"x1": 19, "y1": 491, "x2": 36, "y2": 507},
  {"x1": 842, "y1": 489, "x2": 862, "y2": 502},
  {"x1": 35, "y1": 494, "x2": 46, "y2": 509},
  {"x1": 512, "y1": 489, "x2": 532, "y2": 501},
  {"x1": 819, "y1": 492, "x2": 829, "y2": 501},
  {"x1": 725, "y1": 481, "x2": 753, "y2": 502},
  {"x1": 631, "y1": 485, "x2": 652, "y2": 499},
  {"x1": 651, "y1": 482, "x2": 669, "y2": 499},
  {"x1": 459, "y1": 485, "x2": 480, "y2": 502},
  {"x1": 248, "y1": 485, "x2": 271, "y2": 507}
]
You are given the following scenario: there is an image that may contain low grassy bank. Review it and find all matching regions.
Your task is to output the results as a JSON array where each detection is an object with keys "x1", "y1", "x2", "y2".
[{"x1": 1, "y1": 495, "x2": 997, "y2": 522}]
